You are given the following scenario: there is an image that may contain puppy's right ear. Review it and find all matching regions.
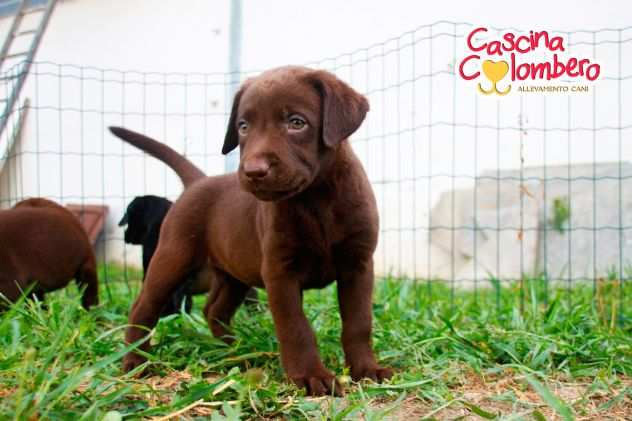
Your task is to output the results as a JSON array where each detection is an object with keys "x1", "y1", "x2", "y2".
[
  {"x1": 307, "y1": 70, "x2": 369, "y2": 148},
  {"x1": 222, "y1": 83, "x2": 249, "y2": 155}
]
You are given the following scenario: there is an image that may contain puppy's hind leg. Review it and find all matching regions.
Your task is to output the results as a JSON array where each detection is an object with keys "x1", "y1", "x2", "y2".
[
  {"x1": 123, "y1": 242, "x2": 198, "y2": 373},
  {"x1": 75, "y1": 257, "x2": 99, "y2": 309},
  {"x1": 203, "y1": 271, "x2": 250, "y2": 343},
  {"x1": 160, "y1": 281, "x2": 193, "y2": 317}
]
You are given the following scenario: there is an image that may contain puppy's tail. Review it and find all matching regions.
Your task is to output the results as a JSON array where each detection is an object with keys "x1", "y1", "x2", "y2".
[{"x1": 108, "y1": 126, "x2": 205, "y2": 188}]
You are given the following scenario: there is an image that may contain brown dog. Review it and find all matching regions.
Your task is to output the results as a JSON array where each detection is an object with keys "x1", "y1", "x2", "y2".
[
  {"x1": 0, "y1": 198, "x2": 98, "y2": 309},
  {"x1": 122, "y1": 66, "x2": 392, "y2": 395},
  {"x1": 109, "y1": 127, "x2": 258, "y2": 313}
]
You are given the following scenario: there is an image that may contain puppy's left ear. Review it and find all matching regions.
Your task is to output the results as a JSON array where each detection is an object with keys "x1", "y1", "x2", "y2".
[
  {"x1": 308, "y1": 71, "x2": 369, "y2": 148},
  {"x1": 119, "y1": 197, "x2": 142, "y2": 227},
  {"x1": 222, "y1": 81, "x2": 251, "y2": 155}
]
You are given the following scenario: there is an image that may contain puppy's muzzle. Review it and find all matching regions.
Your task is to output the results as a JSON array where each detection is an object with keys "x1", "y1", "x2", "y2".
[{"x1": 243, "y1": 158, "x2": 271, "y2": 181}]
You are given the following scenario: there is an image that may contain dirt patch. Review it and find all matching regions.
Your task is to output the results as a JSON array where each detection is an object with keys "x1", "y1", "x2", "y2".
[
  {"x1": 379, "y1": 369, "x2": 632, "y2": 420},
  {"x1": 132, "y1": 368, "x2": 631, "y2": 420}
]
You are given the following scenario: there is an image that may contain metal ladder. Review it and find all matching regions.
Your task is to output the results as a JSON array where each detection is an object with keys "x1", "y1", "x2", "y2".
[{"x1": 0, "y1": 0, "x2": 57, "y2": 138}]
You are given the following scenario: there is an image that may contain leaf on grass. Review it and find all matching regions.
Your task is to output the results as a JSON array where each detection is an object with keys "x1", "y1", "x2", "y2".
[
  {"x1": 486, "y1": 276, "x2": 502, "y2": 294},
  {"x1": 102, "y1": 411, "x2": 123, "y2": 421},
  {"x1": 532, "y1": 410, "x2": 547, "y2": 421},
  {"x1": 134, "y1": 377, "x2": 229, "y2": 418},
  {"x1": 333, "y1": 402, "x2": 363, "y2": 421},
  {"x1": 366, "y1": 392, "x2": 407, "y2": 420},
  {"x1": 526, "y1": 375, "x2": 574, "y2": 421},
  {"x1": 439, "y1": 316, "x2": 486, "y2": 355},
  {"x1": 543, "y1": 299, "x2": 559, "y2": 323},
  {"x1": 462, "y1": 400, "x2": 498, "y2": 419},
  {"x1": 221, "y1": 402, "x2": 241, "y2": 421},
  {"x1": 365, "y1": 377, "x2": 436, "y2": 391}
]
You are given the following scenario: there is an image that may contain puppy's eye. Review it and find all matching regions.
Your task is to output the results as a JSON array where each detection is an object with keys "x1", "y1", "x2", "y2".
[
  {"x1": 288, "y1": 115, "x2": 307, "y2": 131},
  {"x1": 237, "y1": 120, "x2": 249, "y2": 136}
]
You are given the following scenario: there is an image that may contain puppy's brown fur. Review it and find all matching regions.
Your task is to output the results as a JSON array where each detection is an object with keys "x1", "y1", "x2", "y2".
[
  {"x1": 109, "y1": 127, "x2": 259, "y2": 311},
  {"x1": 0, "y1": 198, "x2": 98, "y2": 309},
  {"x1": 122, "y1": 66, "x2": 392, "y2": 395}
]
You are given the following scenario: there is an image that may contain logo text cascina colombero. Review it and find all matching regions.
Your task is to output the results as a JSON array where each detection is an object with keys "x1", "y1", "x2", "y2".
[{"x1": 458, "y1": 27, "x2": 601, "y2": 95}]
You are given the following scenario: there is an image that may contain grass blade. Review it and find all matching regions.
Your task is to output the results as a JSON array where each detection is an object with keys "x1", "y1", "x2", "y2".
[{"x1": 525, "y1": 375, "x2": 574, "y2": 421}]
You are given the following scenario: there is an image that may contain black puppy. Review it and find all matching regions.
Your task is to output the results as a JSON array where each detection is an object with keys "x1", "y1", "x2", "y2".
[
  {"x1": 119, "y1": 195, "x2": 194, "y2": 316},
  {"x1": 119, "y1": 195, "x2": 171, "y2": 275}
]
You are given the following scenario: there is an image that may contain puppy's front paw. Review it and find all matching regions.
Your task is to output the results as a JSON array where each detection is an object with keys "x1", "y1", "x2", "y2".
[
  {"x1": 351, "y1": 364, "x2": 393, "y2": 383},
  {"x1": 290, "y1": 367, "x2": 343, "y2": 397},
  {"x1": 123, "y1": 352, "x2": 147, "y2": 375}
]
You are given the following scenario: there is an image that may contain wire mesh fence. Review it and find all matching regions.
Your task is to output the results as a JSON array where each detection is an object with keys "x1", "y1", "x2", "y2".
[{"x1": 0, "y1": 21, "x2": 630, "y2": 319}]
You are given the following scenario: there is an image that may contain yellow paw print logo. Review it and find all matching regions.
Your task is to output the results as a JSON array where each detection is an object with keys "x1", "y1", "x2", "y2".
[{"x1": 478, "y1": 60, "x2": 511, "y2": 95}]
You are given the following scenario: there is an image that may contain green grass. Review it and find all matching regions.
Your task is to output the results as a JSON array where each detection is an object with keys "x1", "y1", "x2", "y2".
[
  {"x1": 0, "y1": 266, "x2": 631, "y2": 420},
  {"x1": 550, "y1": 197, "x2": 571, "y2": 233}
]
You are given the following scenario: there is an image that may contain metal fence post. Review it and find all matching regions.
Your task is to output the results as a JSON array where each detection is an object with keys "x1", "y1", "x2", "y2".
[{"x1": 225, "y1": 0, "x2": 242, "y2": 173}]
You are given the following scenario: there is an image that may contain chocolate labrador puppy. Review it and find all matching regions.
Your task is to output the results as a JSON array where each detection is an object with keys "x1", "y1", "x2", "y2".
[
  {"x1": 0, "y1": 198, "x2": 98, "y2": 309},
  {"x1": 111, "y1": 128, "x2": 258, "y2": 315},
  {"x1": 120, "y1": 66, "x2": 392, "y2": 396}
]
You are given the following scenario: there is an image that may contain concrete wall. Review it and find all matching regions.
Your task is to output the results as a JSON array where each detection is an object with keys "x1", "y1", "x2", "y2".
[
  {"x1": 0, "y1": 0, "x2": 630, "y2": 280},
  {"x1": 0, "y1": 0, "x2": 231, "y2": 267}
]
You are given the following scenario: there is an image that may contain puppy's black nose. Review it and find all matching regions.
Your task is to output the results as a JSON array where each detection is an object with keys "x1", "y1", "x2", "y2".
[{"x1": 243, "y1": 159, "x2": 270, "y2": 179}]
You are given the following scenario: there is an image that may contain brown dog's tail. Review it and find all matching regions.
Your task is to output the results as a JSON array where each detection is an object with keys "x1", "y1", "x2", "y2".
[{"x1": 108, "y1": 126, "x2": 205, "y2": 188}]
